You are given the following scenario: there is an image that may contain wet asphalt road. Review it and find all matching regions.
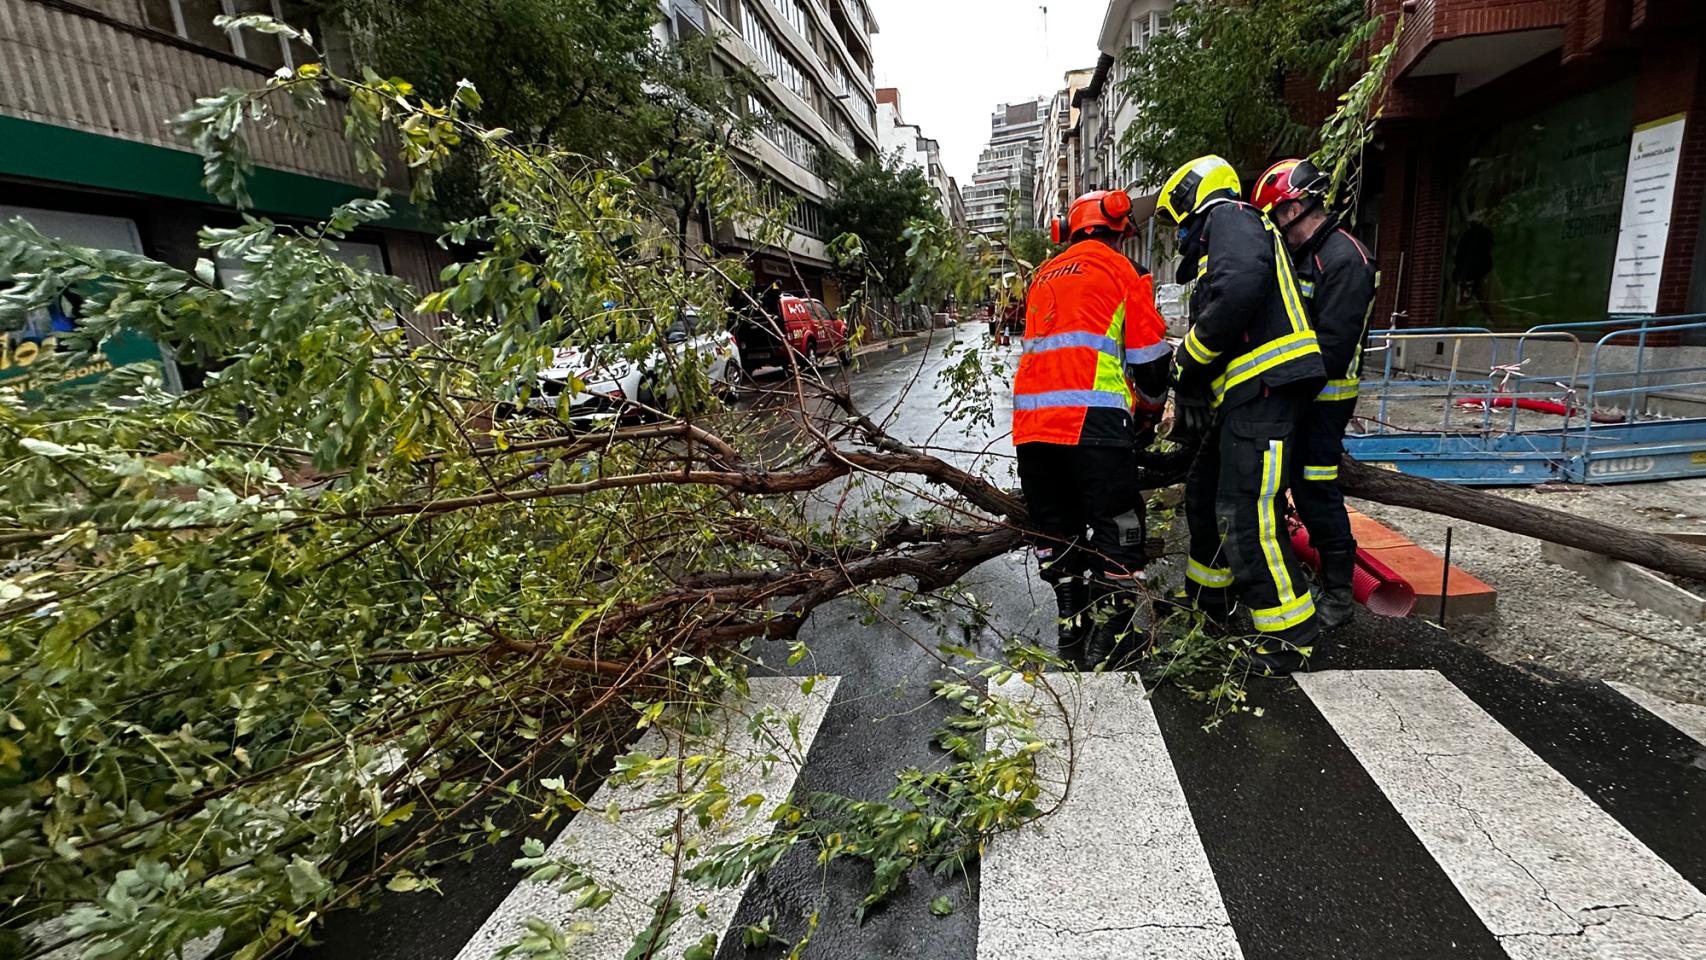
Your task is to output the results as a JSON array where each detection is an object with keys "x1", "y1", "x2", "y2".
[{"x1": 300, "y1": 328, "x2": 1706, "y2": 960}]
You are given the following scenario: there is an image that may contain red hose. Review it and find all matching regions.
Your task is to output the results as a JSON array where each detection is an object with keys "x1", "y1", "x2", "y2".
[
  {"x1": 1454, "y1": 396, "x2": 1622, "y2": 424},
  {"x1": 1289, "y1": 521, "x2": 1418, "y2": 618}
]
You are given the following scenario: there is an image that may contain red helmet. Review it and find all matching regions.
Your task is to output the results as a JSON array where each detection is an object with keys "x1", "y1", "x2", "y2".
[
  {"x1": 1251, "y1": 158, "x2": 1329, "y2": 213},
  {"x1": 1051, "y1": 189, "x2": 1135, "y2": 244}
]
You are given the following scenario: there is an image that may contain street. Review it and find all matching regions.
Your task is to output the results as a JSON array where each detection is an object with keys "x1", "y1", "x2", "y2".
[{"x1": 303, "y1": 331, "x2": 1706, "y2": 960}]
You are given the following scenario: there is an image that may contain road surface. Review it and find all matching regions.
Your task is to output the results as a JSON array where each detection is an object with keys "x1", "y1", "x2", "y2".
[{"x1": 300, "y1": 328, "x2": 1706, "y2": 960}]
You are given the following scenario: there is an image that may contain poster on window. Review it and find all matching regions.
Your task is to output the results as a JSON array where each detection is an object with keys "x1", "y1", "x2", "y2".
[
  {"x1": 1608, "y1": 113, "x2": 1686, "y2": 315},
  {"x1": 0, "y1": 206, "x2": 173, "y2": 394}
]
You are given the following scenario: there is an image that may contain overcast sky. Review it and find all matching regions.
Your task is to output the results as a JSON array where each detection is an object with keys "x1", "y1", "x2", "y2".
[{"x1": 867, "y1": 0, "x2": 1111, "y2": 185}]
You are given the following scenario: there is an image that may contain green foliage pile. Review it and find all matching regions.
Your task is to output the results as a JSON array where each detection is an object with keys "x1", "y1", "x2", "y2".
[{"x1": 0, "y1": 18, "x2": 1050, "y2": 959}]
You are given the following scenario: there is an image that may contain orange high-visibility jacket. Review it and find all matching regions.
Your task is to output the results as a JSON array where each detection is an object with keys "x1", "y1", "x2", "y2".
[{"x1": 1013, "y1": 240, "x2": 1170, "y2": 447}]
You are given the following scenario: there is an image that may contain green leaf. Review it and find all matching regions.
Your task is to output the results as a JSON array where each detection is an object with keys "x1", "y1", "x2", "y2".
[
  {"x1": 286, "y1": 856, "x2": 331, "y2": 903},
  {"x1": 378, "y1": 801, "x2": 417, "y2": 827}
]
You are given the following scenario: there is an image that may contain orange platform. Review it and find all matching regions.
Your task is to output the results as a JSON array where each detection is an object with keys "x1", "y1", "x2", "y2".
[{"x1": 1347, "y1": 508, "x2": 1498, "y2": 618}]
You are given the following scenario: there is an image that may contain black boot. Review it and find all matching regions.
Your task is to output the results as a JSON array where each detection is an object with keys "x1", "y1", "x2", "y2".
[
  {"x1": 1317, "y1": 549, "x2": 1357, "y2": 632},
  {"x1": 1051, "y1": 578, "x2": 1090, "y2": 664},
  {"x1": 1247, "y1": 637, "x2": 1312, "y2": 676},
  {"x1": 1084, "y1": 582, "x2": 1149, "y2": 670}
]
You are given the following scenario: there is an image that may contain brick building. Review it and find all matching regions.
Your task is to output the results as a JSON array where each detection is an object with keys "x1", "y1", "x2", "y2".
[{"x1": 1363, "y1": 0, "x2": 1706, "y2": 331}]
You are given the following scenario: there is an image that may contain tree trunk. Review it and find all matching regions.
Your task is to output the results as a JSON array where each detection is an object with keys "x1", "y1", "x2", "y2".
[{"x1": 1337, "y1": 457, "x2": 1706, "y2": 583}]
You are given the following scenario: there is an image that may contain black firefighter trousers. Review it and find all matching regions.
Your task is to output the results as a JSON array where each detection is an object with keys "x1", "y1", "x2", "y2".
[
  {"x1": 1016, "y1": 442, "x2": 1147, "y2": 583},
  {"x1": 1291, "y1": 398, "x2": 1357, "y2": 570},
  {"x1": 1183, "y1": 389, "x2": 1321, "y2": 650}
]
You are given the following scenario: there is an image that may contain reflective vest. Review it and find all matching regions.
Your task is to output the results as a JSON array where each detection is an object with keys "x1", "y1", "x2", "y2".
[{"x1": 1013, "y1": 240, "x2": 1170, "y2": 447}]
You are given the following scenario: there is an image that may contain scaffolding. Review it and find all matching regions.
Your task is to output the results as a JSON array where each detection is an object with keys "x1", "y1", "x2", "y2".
[{"x1": 1344, "y1": 315, "x2": 1706, "y2": 485}]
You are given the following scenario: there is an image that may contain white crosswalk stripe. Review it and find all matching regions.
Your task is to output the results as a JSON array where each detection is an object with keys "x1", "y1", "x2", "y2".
[
  {"x1": 980, "y1": 673, "x2": 1243, "y2": 960},
  {"x1": 1299, "y1": 669, "x2": 1706, "y2": 960},
  {"x1": 1607, "y1": 681, "x2": 1706, "y2": 746},
  {"x1": 455, "y1": 676, "x2": 837, "y2": 960}
]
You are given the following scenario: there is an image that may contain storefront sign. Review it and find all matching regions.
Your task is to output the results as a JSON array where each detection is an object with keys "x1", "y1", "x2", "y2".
[
  {"x1": 0, "y1": 206, "x2": 172, "y2": 393},
  {"x1": 1608, "y1": 113, "x2": 1687, "y2": 315}
]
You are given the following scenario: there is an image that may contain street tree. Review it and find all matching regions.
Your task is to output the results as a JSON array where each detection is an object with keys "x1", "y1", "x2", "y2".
[
  {"x1": 1117, "y1": 0, "x2": 1371, "y2": 181},
  {"x1": 821, "y1": 153, "x2": 944, "y2": 302}
]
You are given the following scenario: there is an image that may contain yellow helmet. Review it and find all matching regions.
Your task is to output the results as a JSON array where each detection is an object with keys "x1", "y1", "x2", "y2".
[{"x1": 1157, "y1": 155, "x2": 1242, "y2": 224}]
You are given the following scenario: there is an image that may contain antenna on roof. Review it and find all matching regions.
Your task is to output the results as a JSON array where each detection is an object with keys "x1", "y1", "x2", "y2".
[{"x1": 1039, "y1": 5, "x2": 1050, "y2": 60}]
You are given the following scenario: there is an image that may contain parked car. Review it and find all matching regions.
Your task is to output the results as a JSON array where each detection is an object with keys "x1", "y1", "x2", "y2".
[
  {"x1": 734, "y1": 292, "x2": 850, "y2": 373},
  {"x1": 532, "y1": 311, "x2": 741, "y2": 421}
]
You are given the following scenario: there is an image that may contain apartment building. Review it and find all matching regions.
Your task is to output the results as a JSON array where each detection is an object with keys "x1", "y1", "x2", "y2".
[
  {"x1": 0, "y1": 0, "x2": 454, "y2": 392},
  {"x1": 874, "y1": 88, "x2": 967, "y2": 229},
  {"x1": 964, "y1": 98, "x2": 1048, "y2": 240},
  {"x1": 691, "y1": 0, "x2": 880, "y2": 304},
  {"x1": 1035, "y1": 67, "x2": 1099, "y2": 229}
]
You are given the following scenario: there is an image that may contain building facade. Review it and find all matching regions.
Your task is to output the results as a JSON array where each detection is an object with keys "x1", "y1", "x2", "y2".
[
  {"x1": 1036, "y1": 67, "x2": 1099, "y2": 229},
  {"x1": 1095, "y1": 0, "x2": 1175, "y2": 269},
  {"x1": 1363, "y1": 0, "x2": 1706, "y2": 330},
  {"x1": 964, "y1": 98, "x2": 1048, "y2": 240},
  {"x1": 689, "y1": 0, "x2": 881, "y2": 304},
  {"x1": 875, "y1": 88, "x2": 965, "y2": 228},
  {"x1": 0, "y1": 0, "x2": 452, "y2": 383}
]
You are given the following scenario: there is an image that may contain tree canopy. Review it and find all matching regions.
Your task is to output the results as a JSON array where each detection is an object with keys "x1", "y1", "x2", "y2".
[
  {"x1": 1117, "y1": 0, "x2": 1371, "y2": 183},
  {"x1": 820, "y1": 153, "x2": 944, "y2": 300}
]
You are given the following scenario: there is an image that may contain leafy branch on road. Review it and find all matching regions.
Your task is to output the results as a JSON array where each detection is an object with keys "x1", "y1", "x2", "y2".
[{"x1": 0, "y1": 23, "x2": 1077, "y2": 960}]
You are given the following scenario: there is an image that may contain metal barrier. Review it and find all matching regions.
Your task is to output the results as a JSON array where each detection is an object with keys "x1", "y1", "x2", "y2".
[{"x1": 1347, "y1": 316, "x2": 1706, "y2": 485}]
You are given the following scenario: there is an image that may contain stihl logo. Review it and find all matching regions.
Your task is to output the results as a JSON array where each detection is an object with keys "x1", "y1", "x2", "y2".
[{"x1": 1037, "y1": 263, "x2": 1085, "y2": 283}]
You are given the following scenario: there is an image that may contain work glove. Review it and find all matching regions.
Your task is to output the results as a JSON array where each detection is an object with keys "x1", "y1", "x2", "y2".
[{"x1": 1168, "y1": 392, "x2": 1213, "y2": 449}]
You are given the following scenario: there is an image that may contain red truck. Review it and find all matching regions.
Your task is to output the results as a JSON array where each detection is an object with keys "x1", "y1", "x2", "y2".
[{"x1": 735, "y1": 292, "x2": 851, "y2": 373}]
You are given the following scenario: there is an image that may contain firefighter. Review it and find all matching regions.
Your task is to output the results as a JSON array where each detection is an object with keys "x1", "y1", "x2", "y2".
[
  {"x1": 1251, "y1": 158, "x2": 1379, "y2": 631},
  {"x1": 1014, "y1": 189, "x2": 1171, "y2": 668},
  {"x1": 1159, "y1": 155, "x2": 1327, "y2": 675}
]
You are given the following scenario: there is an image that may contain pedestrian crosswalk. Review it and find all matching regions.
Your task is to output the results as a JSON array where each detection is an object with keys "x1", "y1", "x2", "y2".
[
  {"x1": 296, "y1": 669, "x2": 1704, "y2": 960},
  {"x1": 455, "y1": 677, "x2": 838, "y2": 960},
  {"x1": 1298, "y1": 670, "x2": 1706, "y2": 960},
  {"x1": 1607, "y1": 680, "x2": 1706, "y2": 746},
  {"x1": 980, "y1": 674, "x2": 1243, "y2": 959}
]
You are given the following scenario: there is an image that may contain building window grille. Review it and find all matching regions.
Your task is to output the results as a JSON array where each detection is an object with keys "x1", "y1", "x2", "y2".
[
  {"x1": 142, "y1": 0, "x2": 313, "y2": 68},
  {"x1": 742, "y1": 8, "x2": 812, "y2": 102}
]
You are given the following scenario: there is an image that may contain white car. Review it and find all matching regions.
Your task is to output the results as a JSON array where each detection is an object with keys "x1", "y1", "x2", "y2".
[{"x1": 532, "y1": 313, "x2": 742, "y2": 421}]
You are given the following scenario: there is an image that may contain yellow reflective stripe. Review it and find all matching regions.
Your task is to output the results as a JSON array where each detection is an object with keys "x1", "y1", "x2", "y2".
[
  {"x1": 1093, "y1": 352, "x2": 1136, "y2": 405},
  {"x1": 1303, "y1": 464, "x2": 1340, "y2": 482},
  {"x1": 1210, "y1": 330, "x2": 1320, "y2": 405},
  {"x1": 1252, "y1": 593, "x2": 1317, "y2": 632},
  {"x1": 1183, "y1": 328, "x2": 1219, "y2": 365},
  {"x1": 1270, "y1": 227, "x2": 1312, "y2": 335},
  {"x1": 1187, "y1": 558, "x2": 1234, "y2": 589},
  {"x1": 1257, "y1": 439, "x2": 1298, "y2": 606},
  {"x1": 1319, "y1": 378, "x2": 1359, "y2": 402}
]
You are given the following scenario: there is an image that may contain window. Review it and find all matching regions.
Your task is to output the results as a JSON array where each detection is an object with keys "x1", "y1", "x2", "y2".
[
  {"x1": 748, "y1": 95, "x2": 822, "y2": 171},
  {"x1": 142, "y1": 0, "x2": 314, "y2": 69},
  {"x1": 742, "y1": 8, "x2": 812, "y2": 102},
  {"x1": 776, "y1": 0, "x2": 811, "y2": 39}
]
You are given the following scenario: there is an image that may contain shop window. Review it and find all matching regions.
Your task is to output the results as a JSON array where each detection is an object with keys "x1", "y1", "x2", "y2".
[{"x1": 1439, "y1": 80, "x2": 1635, "y2": 329}]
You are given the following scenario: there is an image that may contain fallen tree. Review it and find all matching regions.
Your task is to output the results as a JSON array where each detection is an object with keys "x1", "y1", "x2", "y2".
[
  {"x1": 7, "y1": 22, "x2": 1701, "y2": 960},
  {"x1": 1338, "y1": 457, "x2": 1706, "y2": 582}
]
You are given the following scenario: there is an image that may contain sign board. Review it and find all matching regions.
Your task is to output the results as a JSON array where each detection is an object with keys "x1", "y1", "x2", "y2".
[
  {"x1": 0, "y1": 205, "x2": 175, "y2": 392},
  {"x1": 1608, "y1": 113, "x2": 1687, "y2": 314}
]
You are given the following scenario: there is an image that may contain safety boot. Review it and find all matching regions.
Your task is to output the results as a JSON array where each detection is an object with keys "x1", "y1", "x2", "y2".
[
  {"x1": 1051, "y1": 577, "x2": 1091, "y2": 665},
  {"x1": 1084, "y1": 581, "x2": 1150, "y2": 670},
  {"x1": 1246, "y1": 642, "x2": 1310, "y2": 677},
  {"x1": 1316, "y1": 549, "x2": 1357, "y2": 632}
]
